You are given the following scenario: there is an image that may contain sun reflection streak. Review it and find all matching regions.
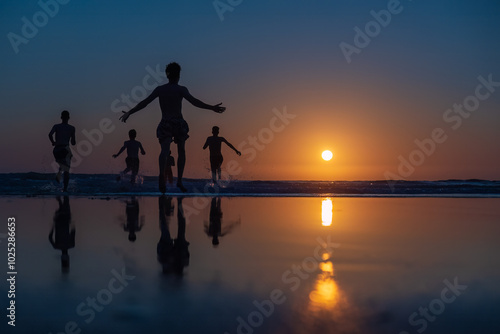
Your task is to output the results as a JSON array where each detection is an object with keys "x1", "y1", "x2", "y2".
[
  {"x1": 322, "y1": 198, "x2": 333, "y2": 226},
  {"x1": 308, "y1": 248, "x2": 339, "y2": 312},
  {"x1": 307, "y1": 247, "x2": 357, "y2": 323}
]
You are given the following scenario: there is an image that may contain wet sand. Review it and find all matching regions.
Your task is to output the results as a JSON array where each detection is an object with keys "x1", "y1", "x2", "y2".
[{"x1": 1, "y1": 197, "x2": 499, "y2": 334}]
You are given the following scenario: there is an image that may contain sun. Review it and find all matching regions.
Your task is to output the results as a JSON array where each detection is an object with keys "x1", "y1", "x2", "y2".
[{"x1": 322, "y1": 150, "x2": 333, "y2": 161}]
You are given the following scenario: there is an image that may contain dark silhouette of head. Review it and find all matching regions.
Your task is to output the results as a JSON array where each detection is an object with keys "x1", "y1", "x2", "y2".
[
  {"x1": 129, "y1": 129, "x2": 137, "y2": 140},
  {"x1": 212, "y1": 126, "x2": 219, "y2": 136},
  {"x1": 61, "y1": 110, "x2": 70, "y2": 122},
  {"x1": 128, "y1": 232, "x2": 137, "y2": 242},
  {"x1": 165, "y1": 62, "x2": 181, "y2": 82}
]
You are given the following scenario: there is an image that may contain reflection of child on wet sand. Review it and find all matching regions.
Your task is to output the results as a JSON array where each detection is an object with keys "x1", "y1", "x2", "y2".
[
  {"x1": 48, "y1": 196, "x2": 75, "y2": 272},
  {"x1": 123, "y1": 197, "x2": 145, "y2": 242},
  {"x1": 203, "y1": 126, "x2": 241, "y2": 185},
  {"x1": 204, "y1": 197, "x2": 240, "y2": 247},
  {"x1": 113, "y1": 129, "x2": 145, "y2": 184}
]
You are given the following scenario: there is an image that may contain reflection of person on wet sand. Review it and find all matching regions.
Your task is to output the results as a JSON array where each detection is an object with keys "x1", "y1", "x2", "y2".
[
  {"x1": 48, "y1": 110, "x2": 76, "y2": 192},
  {"x1": 203, "y1": 126, "x2": 241, "y2": 185},
  {"x1": 157, "y1": 196, "x2": 190, "y2": 275},
  {"x1": 205, "y1": 197, "x2": 240, "y2": 247},
  {"x1": 48, "y1": 196, "x2": 75, "y2": 272},
  {"x1": 119, "y1": 62, "x2": 226, "y2": 193},
  {"x1": 122, "y1": 197, "x2": 145, "y2": 242}
]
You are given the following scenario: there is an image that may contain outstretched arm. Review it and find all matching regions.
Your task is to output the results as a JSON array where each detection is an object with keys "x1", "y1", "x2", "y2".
[
  {"x1": 140, "y1": 143, "x2": 146, "y2": 155},
  {"x1": 223, "y1": 138, "x2": 241, "y2": 156},
  {"x1": 183, "y1": 87, "x2": 225, "y2": 113},
  {"x1": 120, "y1": 88, "x2": 159, "y2": 123},
  {"x1": 113, "y1": 143, "x2": 127, "y2": 158},
  {"x1": 203, "y1": 138, "x2": 209, "y2": 150}
]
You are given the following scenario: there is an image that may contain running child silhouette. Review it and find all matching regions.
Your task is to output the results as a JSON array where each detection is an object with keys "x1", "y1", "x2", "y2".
[
  {"x1": 48, "y1": 110, "x2": 76, "y2": 192},
  {"x1": 203, "y1": 126, "x2": 241, "y2": 185},
  {"x1": 119, "y1": 62, "x2": 225, "y2": 193},
  {"x1": 112, "y1": 129, "x2": 145, "y2": 184}
]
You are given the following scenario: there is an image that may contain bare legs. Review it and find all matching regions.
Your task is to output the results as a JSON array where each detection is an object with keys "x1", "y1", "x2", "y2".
[
  {"x1": 211, "y1": 167, "x2": 221, "y2": 184},
  {"x1": 159, "y1": 139, "x2": 172, "y2": 193},
  {"x1": 56, "y1": 163, "x2": 70, "y2": 192},
  {"x1": 176, "y1": 141, "x2": 186, "y2": 192},
  {"x1": 159, "y1": 139, "x2": 187, "y2": 193},
  {"x1": 177, "y1": 141, "x2": 187, "y2": 193}
]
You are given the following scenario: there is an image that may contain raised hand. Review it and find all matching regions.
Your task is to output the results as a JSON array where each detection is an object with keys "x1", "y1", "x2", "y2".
[
  {"x1": 119, "y1": 111, "x2": 130, "y2": 123},
  {"x1": 212, "y1": 103, "x2": 226, "y2": 113}
]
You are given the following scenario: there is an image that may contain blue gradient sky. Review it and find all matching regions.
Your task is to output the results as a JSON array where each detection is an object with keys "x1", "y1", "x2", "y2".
[{"x1": 1, "y1": 0, "x2": 499, "y2": 180}]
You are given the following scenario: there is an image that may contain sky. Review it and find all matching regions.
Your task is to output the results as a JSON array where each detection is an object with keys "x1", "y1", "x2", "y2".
[{"x1": 1, "y1": 0, "x2": 499, "y2": 181}]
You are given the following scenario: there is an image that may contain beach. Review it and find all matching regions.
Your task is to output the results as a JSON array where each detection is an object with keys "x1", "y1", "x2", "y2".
[
  {"x1": 1, "y1": 195, "x2": 499, "y2": 334},
  {"x1": 2, "y1": 1, "x2": 499, "y2": 333}
]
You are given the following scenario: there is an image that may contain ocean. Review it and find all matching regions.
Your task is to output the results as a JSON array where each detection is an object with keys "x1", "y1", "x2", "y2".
[{"x1": 1, "y1": 173, "x2": 500, "y2": 197}]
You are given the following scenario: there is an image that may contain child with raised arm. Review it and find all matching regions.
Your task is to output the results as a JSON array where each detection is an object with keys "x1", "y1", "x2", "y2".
[
  {"x1": 48, "y1": 110, "x2": 76, "y2": 192},
  {"x1": 119, "y1": 62, "x2": 225, "y2": 193},
  {"x1": 203, "y1": 126, "x2": 241, "y2": 185},
  {"x1": 112, "y1": 129, "x2": 146, "y2": 184}
]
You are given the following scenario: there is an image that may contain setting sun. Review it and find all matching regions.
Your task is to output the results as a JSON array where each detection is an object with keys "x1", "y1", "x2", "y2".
[{"x1": 322, "y1": 150, "x2": 333, "y2": 161}]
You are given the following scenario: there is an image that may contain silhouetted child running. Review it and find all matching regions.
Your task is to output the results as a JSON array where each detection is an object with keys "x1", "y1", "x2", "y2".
[
  {"x1": 48, "y1": 110, "x2": 76, "y2": 192},
  {"x1": 119, "y1": 62, "x2": 225, "y2": 193},
  {"x1": 113, "y1": 129, "x2": 145, "y2": 184},
  {"x1": 203, "y1": 126, "x2": 241, "y2": 184}
]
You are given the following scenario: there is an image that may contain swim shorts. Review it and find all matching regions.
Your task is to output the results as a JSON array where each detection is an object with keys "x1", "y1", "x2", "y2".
[
  {"x1": 125, "y1": 157, "x2": 140, "y2": 174},
  {"x1": 53, "y1": 145, "x2": 72, "y2": 167},
  {"x1": 210, "y1": 155, "x2": 223, "y2": 171},
  {"x1": 156, "y1": 118, "x2": 190, "y2": 144}
]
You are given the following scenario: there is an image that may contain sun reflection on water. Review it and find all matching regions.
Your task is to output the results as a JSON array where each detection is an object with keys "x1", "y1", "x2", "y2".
[
  {"x1": 321, "y1": 198, "x2": 333, "y2": 226},
  {"x1": 308, "y1": 250, "x2": 340, "y2": 312}
]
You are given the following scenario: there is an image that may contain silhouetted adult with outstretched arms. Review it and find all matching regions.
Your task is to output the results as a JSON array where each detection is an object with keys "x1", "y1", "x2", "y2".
[
  {"x1": 49, "y1": 196, "x2": 75, "y2": 273},
  {"x1": 203, "y1": 126, "x2": 241, "y2": 185},
  {"x1": 48, "y1": 110, "x2": 76, "y2": 192},
  {"x1": 119, "y1": 62, "x2": 226, "y2": 193}
]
